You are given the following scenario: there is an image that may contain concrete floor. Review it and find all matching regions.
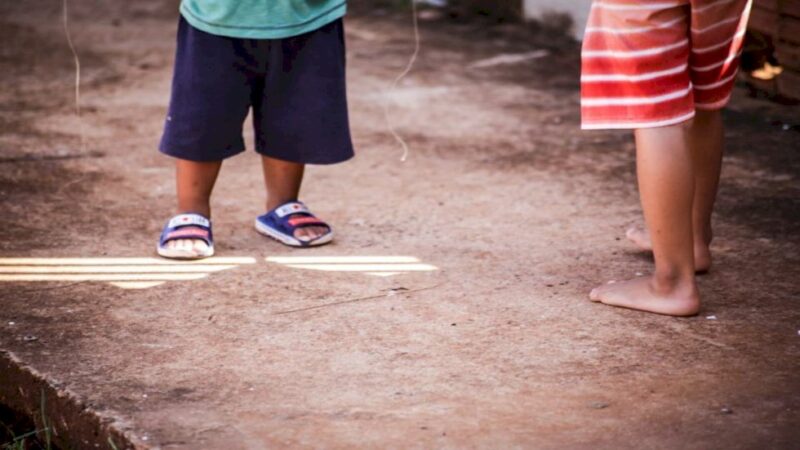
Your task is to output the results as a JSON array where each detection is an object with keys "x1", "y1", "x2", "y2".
[{"x1": 1, "y1": 1, "x2": 799, "y2": 448}]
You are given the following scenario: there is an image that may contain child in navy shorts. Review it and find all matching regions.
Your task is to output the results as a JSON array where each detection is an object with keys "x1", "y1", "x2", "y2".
[{"x1": 157, "y1": 0, "x2": 353, "y2": 259}]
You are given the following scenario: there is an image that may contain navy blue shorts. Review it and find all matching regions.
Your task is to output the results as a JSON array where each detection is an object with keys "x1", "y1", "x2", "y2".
[{"x1": 160, "y1": 17, "x2": 354, "y2": 164}]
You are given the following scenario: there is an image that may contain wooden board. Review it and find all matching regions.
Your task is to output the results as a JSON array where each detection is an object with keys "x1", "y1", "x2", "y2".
[
  {"x1": 777, "y1": 66, "x2": 800, "y2": 98},
  {"x1": 779, "y1": 0, "x2": 800, "y2": 19},
  {"x1": 777, "y1": 8, "x2": 800, "y2": 100},
  {"x1": 751, "y1": 3, "x2": 779, "y2": 34},
  {"x1": 778, "y1": 15, "x2": 800, "y2": 44},
  {"x1": 759, "y1": 0, "x2": 779, "y2": 11},
  {"x1": 777, "y1": 40, "x2": 800, "y2": 71}
]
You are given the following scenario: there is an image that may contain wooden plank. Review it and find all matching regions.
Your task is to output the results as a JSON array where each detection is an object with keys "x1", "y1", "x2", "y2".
[
  {"x1": 750, "y1": 6, "x2": 779, "y2": 34},
  {"x1": 778, "y1": 0, "x2": 800, "y2": 19},
  {"x1": 755, "y1": 0, "x2": 779, "y2": 12},
  {"x1": 741, "y1": 71, "x2": 779, "y2": 97},
  {"x1": 777, "y1": 40, "x2": 800, "y2": 71},
  {"x1": 778, "y1": 15, "x2": 800, "y2": 45},
  {"x1": 777, "y1": 67, "x2": 800, "y2": 99}
]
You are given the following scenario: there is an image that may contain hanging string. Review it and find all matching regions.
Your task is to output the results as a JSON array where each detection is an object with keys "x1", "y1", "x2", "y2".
[
  {"x1": 383, "y1": 0, "x2": 421, "y2": 162},
  {"x1": 62, "y1": 0, "x2": 85, "y2": 152}
]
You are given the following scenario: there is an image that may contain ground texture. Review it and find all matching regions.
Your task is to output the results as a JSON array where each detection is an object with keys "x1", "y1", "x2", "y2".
[{"x1": 1, "y1": 1, "x2": 799, "y2": 449}]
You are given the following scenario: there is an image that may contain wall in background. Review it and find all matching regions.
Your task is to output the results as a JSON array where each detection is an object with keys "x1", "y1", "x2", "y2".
[{"x1": 523, "y1": 0, "x2": 592, "y2": 39}]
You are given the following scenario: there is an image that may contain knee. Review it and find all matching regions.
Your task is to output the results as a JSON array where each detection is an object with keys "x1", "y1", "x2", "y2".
[{"x1": 693, "y1": 109, "x2": 721, "y2": 126}]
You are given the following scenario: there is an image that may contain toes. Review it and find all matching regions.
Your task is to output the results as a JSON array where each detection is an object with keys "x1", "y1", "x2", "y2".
[
  {"x1": 626, "y1": 226, "x2": 645, "y2": 242},
  {"x1": 166, "y1": 239, "x2": 206, "y2": 256},
  {"x1": 294, "y1": 227, "x2": 328, "y2": 242},
  {"x1": 589, "y1": 285, "x2": 605, "y2": 302},
  {"x1": 295, "y1": 228, "x2": 313, "y2": 242},
  {"x1": 626, "y1": 226, "x2": 653, "y2": 250},
  {"x1": 311, "y1": 226, "x2": 329, "y2": 239},
  {"x1": 193, "y1": 240, "x2": 209, "y2": 255},
  {"x1": 178, "y1": 239, "x2": 193, "y2": 253},
  {"x1": 590, "y1": 280, "x2": 618, "y2": 302},
  {"x1": 172, "y1": 239, "x2": 185, "y2": 251},
  {"x1": 315, "y1": 227, "x2": 331, "y2": 241}
]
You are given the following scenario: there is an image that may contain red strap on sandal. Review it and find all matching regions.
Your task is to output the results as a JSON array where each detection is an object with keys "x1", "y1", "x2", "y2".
[{"x1": 287, "y1": 216, "x2": 326, "y2": 227}]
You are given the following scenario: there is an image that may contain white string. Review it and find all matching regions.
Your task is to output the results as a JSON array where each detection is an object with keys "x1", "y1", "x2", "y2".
[
  {"x1": 383, "y1": 0, "x2": 421, "y2": 162},
  {"x1": 62, "y1": 0, "x2": 85, "y2": 152}
]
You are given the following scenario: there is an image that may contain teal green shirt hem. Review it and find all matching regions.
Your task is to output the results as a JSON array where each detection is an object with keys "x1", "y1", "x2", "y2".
[{"x1": 179, "y1": 1, "x2": 346, "y2": 40}]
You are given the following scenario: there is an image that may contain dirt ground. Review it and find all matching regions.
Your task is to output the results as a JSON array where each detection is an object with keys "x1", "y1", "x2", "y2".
[{"x1": 1, "y1": 1, "x2": 799, "y2": 449}]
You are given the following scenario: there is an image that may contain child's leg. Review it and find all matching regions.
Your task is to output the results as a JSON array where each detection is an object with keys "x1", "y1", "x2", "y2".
[
  {"x1": 164, "y1": 158, "x2": 221, "y2": 255},
  {"x1": 252, "y1": 19, "x2": 353, "y2": 246},
  {"x1": 626, "y1": 110, "x2": 722, "y2": 273},
  {"x1": 688, "y1": 109, "x2": 723, "y2": 270},
  {"x1": 261, "y1": 156, "x2": 328, "y2": 242},
  {"x1": 176, "y1": 159, "x2": 221, "y2": 217},
  {"x1": 591, "y1": 121, "x2": 700, "y2": 316},
  {"x1": 157, "y1": 17, "x2": 255, "y2": 258}
]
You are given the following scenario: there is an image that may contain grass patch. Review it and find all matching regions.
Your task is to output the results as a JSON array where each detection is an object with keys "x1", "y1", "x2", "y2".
[{"x1": 0, "y1": 391, "x2": 54, "y2": 450}]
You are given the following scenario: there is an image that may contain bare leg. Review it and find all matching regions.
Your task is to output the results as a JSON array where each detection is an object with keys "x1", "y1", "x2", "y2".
[
  {"x1": 688, "y1": 108, "x2": 723, "y2": 271},
  {"x1": 591, "y1": 122, "x2": 700, "y2": 316},
  {"x1": 262, "y1": 155, "x2": 327, "y2": 242},
  {"x1": 625, "y1": 109, "x2": 723, "y2": 273},
  {"x1": 176, "y1": 159, "x2": 221, "y2": 217},
  {"x1": 165, "y1": 158, "x2": 222, "y2": 256}
]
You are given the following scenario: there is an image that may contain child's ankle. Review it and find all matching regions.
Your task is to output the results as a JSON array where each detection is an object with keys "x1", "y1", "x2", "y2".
[
  {"x1": 177, "y1": 205, "x2": 211, "y2": 218},
  {"x1": 651, "y1": 268, "x2": 696, "y2": 294},
  {"x1": 266, "y1": 197, "x2": 297, "y2": 211},
  {"x1": 695, "y1": 224, "x2": 713, "y2": 247}
]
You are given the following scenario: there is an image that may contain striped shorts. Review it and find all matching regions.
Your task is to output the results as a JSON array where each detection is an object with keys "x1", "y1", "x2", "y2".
[{"x1": 581, "y1": 0, "x2": 752, "y2": 130}]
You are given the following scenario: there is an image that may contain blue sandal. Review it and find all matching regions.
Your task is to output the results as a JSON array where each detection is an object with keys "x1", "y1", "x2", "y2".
[
  {"x1": 157, "y1": 213, "x2": 214, "y2": 259},
  {"x1": 254, "y1": 201, "x2": 333, "y2": 247}
]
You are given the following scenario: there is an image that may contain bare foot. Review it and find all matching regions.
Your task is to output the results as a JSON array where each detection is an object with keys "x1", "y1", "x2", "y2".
[
  {"x1": 625, "y1": 226, "x2": 654, "y2": 251},
  {"x1": 626, "y1": 226, "x2": 712, "y2": 273},
  {"x1": 692, "y1": 242, "x2": 712, "y2": 274},
  {"x1": 589, "y1": 276, "x2": 700, "y2": 316}
]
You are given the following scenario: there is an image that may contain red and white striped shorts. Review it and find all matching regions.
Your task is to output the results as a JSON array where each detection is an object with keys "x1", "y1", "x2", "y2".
[{"x1": 581, "y1": 0, "x2": 752, "y2": 130}]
